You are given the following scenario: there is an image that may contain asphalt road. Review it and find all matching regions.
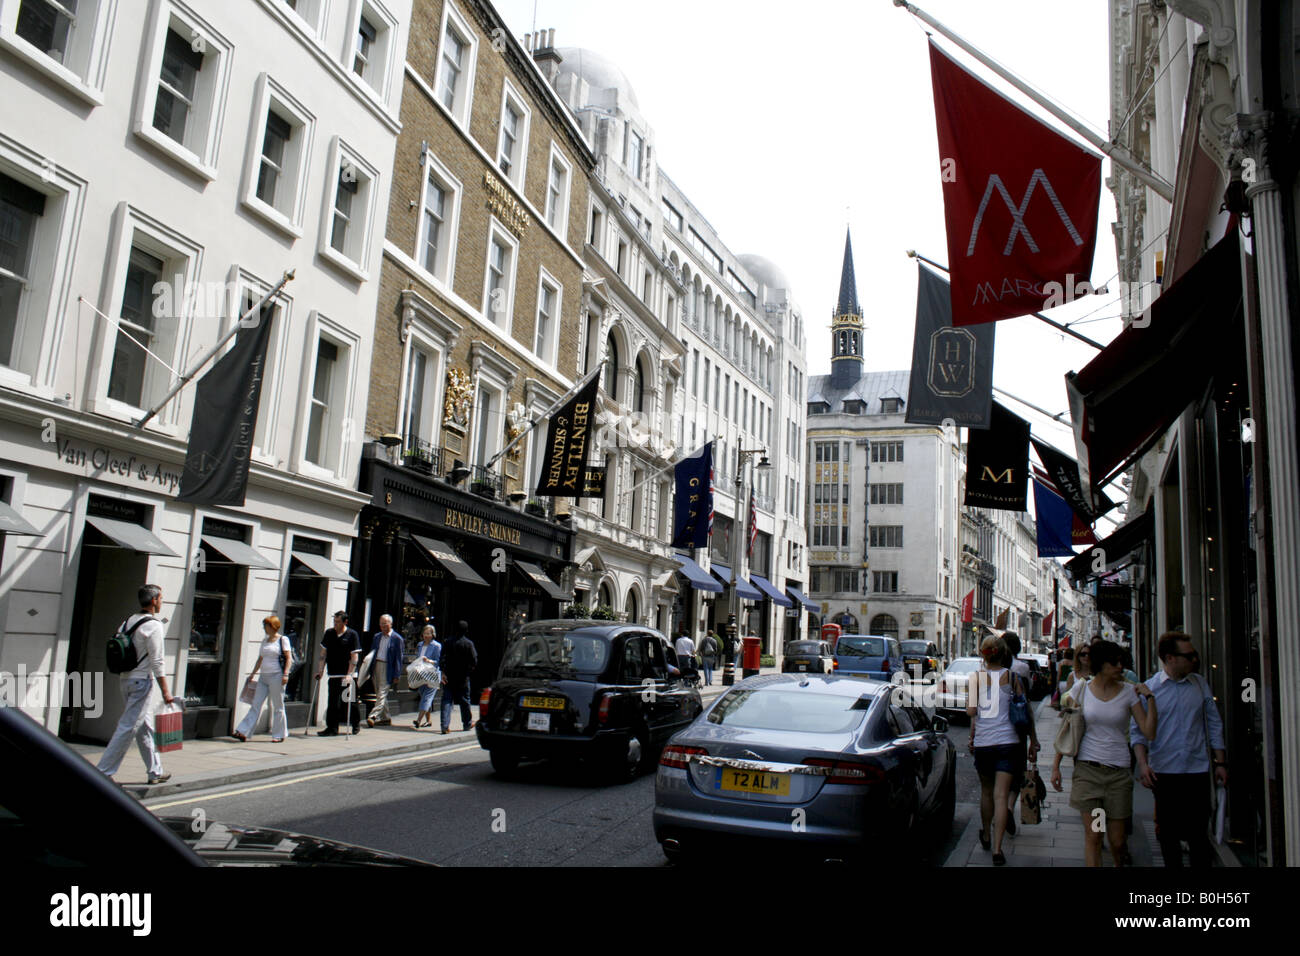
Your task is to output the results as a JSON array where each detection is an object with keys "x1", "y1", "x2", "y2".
[{"x1": 146, "y1": 711, "x2": 988, "y2": 867}]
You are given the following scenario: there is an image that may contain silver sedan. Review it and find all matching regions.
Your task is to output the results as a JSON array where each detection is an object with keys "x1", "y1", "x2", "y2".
[{"x1": 653, "y1": 674, "x2": 956, "y2": 863}]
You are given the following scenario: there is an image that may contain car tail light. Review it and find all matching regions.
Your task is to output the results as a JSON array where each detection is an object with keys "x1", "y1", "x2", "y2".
[
  {"x1": 832, "y1": 658, "x2": 839, "y2": 670},
  {"x1": 479, "y1": 688, "x2": 491, "y2": 720},
  {"x1": 881, "y1": 657, "x2": 892, "y2": 675},
  {"x1": 597, "y1": 693, "x2": 613, "y2": 726},
  {"x1": 802, "y1": 757, "x2": 884, "y2": 785},
  {"x1": 659, "y1": 745, "x2": 707, "y2": 769}
]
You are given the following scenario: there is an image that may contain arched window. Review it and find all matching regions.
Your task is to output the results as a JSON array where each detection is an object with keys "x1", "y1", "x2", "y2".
[
  {"x1": 870, "y1": 614, "x2": 899, "y2": 640},
  {"x1": 626, "y1": 589, "x2": 639, "y2": 624},
  {"x1": 605, "y1": 332, "x2": 619, "y2": 399},
  {"x1": 633, "y1": 355, "x2": 647, "y2": 412},
  {"x1": 598, "y1": 581, "x2": 614, "y2": 609}
]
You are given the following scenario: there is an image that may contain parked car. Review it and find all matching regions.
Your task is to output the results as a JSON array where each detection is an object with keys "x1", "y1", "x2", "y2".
[
  {"x1": 899, "y1": 640, "x2": 942, "y2": 681},
  {"x1": 832, "y1": 634, "x2": 903, "y2": 681},
  {"x1": 1017, "y1": 654, "x2": 1050, "y2": 700},
  {"x1": 653, "y1": 674, "x2": 956, "y2": 862},
  {"x1": 936, "y1": 656, "x2": 983, "y2": 717},
  {"x1": 476, "y1": 620, "x2": 703, "y2": 782},
  {"x1": 0, "y1": 705, "x2": 434, "y2": 866},
  {"x1": 781, "y1": 640, "x2": 834, "y2": 674}
]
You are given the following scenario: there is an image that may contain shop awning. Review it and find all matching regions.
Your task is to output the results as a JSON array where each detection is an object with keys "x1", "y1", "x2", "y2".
[
  {"x1": 411, "y1": 535, "x2": 488, "y2": 587},
  {"x1": 710, "y1": 562, "x2": 762, "y2": 600},
  {"x1": 786, "y1": 585, "x2": 819, "y2": 613},
  {"x1": 290, "y1": 551, "x2": 358, "y2": 582},
  {"x1": 0, "y1": 500, "x2": 39, "y2": 536},
  {"x1": 1064, "y1": 508, "x2": 1154, "y2": 582},
  {"x1": 85, "y1": 516, "x2": 178, "y2": 557},
  {"x1": 670, "y1": 553, "x2": 723, "y2": 593},
  {"x1": 514, "y1": 560, "x2": 568, "y2": 600},
  {"x1": 1065, "y1": 232, "x2": 1242, "y2": 501},
  {"x1": 202, "y1": 535, "x2": 277, "y2": 570},
  {"x1": 749, "y1": 574, "x2": 793, "y2": 607}
]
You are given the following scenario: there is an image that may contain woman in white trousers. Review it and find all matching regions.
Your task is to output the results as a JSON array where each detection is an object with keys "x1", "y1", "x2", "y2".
[{"x1": 232, "y1": 615, "x2": 291, "y2": 742}]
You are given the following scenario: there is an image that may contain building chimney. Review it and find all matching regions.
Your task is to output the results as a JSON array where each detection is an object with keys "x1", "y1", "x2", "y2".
[{"x1": 532, "y1": 27, "x2": 562, "y2": 83}]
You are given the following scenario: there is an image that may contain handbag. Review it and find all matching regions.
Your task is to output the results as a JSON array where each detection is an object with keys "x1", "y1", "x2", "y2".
[
  {"x1": 239, "y1": 676, "x2": 258, "y2": 705},
  {"x1": 406, "y1": 658, "x2": 440, "y2": 689},
  {"x1": 1054, "y1": 683, "x2": 1086, "y2": 756},
  {"x1": 1008, "y1": 671, "x2": 1030, "y2": 736}
]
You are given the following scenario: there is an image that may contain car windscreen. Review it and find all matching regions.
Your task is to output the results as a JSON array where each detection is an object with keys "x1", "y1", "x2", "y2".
[
  {"x1": 900, "y1": 642, "x2": 930, "y2": 654},
  {"x1": 836, "y1": 636, "x2": 885, "y2": 657},
  {"x1": 786, "y1": 642, "x2": 822, "y2": 655},
  {"x1": 945, "y1": 659, "x2": 980, "y2": 674},
  {"x1": 707, "y1": 688, "x2": 871, "y2": 734},
  {"x1": 500, "y1": 631, "x2": 609, "y2": 678}
]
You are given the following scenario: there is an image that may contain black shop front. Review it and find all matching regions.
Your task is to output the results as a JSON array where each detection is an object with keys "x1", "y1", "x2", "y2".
[{"x1": 352, "y1": 455, "x2": 574, "y2": 695}]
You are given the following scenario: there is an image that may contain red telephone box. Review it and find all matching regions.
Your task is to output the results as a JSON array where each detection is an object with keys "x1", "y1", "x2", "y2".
[{"x1": 821, "y1": 623, "x2": 841, "y2": 645}]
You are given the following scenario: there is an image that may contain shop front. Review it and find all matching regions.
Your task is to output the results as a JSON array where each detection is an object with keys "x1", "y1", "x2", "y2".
[{"x1": 354, "y1": 455, "x2": 573, "y2": 695}]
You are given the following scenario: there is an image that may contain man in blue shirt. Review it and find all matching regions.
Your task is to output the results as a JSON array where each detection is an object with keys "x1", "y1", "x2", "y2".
[{"x1": 1131, "y1": 631, "x2": 1227, "y2": 868}]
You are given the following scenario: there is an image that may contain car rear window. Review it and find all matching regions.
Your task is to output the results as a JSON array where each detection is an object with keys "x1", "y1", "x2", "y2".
[
  {"x1": 500, "y1": 631, "x2": 609, "y2": 679},
  {"x1": 900, "y1": 641, "x2": 930, "y2": 654},
  {"x1": 836, "y1": 636, "x2": 886, "y2": 657},
  {"x1": 786, "y1": 642, "x2": 821, "y2": 654},
  {"x1": 945, "y1": 659, "x2": 980, "y2": 674},
  {"x1": 708, "y1": 688, "x2": 871, "y2": 734}
]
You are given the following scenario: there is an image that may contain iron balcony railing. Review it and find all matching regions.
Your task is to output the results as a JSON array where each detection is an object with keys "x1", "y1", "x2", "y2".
[{"x1": 400, "y1": 434, "x2": 442, "y2": 476}]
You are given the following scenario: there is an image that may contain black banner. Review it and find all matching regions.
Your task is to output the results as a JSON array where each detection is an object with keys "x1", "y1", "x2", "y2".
[
  {"x1": 964, "y1": 402, "x2": 1030, "y2": 510},
  {"x1": 177, "y1": 305, "x2": 273, "y2": 507},
  {"x1": 905, "y1": 264, "x2": 995, "y2": 427},
  {"x1": 534, "y1": 372, "x2": 602, "y2": 498},
  {"x1": 1032, "y1": 438, "x2": 1115, "y2": 523}
]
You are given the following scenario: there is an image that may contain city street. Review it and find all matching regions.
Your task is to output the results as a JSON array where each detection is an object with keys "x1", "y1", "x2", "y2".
[{"x1": 144, "y1": 718, "x2": 979, "y2": 866}]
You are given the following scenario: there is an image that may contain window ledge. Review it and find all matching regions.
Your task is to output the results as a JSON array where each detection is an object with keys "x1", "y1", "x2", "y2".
[
  {"x1": 298, "y1": 459, "x2": 343, "y2": 484},
  {"x1": 240, "y1": 196, "x2": 304, "y2": 240},
  {"x1": 132, "y1": 125, "x2": 217, "y2": 181},
  {"x1": 317, "y1": 244, "x2": 369, "y2": 283},
  {"x1": 0, "y1": 34, "x2": 104, "y2": 106},
  {"x1": 86, "y1": 395, "x2": 182, "y2": 437}
]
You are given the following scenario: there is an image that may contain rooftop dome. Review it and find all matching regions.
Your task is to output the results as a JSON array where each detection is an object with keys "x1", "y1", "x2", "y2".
[
  {"x1": 738, "y1": 253, "x2": 793, "y2": 297},
  {"x1": 555, "y1": 48, "x2": 639, "y2": 109}
]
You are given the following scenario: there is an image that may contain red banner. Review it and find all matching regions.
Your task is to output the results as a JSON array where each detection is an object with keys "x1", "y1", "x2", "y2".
[
  {"x1": 961, "y1": 588, "x2": 974, "y2": 624},
  {"x1": 1042, "y1": 610, "x2": 1054, "y2": 637},
  {"x1": 929, "y1": 41, "x2": 1101, "y2": 326}
]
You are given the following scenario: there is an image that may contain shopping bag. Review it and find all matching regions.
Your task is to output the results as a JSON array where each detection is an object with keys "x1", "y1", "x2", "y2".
[
  {"x1": 406, "y1": 658, "x2": 439, "y2": 689},
  {"x1": 154, "y1": 700, "x2": 184, "y2": 753},
  {"x1": 239, "y1": 676, "x2": 258, "y2": 704}
]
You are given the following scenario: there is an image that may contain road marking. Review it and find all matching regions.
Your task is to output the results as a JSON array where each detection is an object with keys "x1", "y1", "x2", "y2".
[{"x1": 147, "y1": 744, "x2": 481, "y2": 809}]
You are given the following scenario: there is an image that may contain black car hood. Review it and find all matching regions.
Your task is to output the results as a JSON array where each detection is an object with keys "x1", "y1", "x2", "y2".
[{"x1": 160, "y1": 818, "x2": 436, "y2": 866}]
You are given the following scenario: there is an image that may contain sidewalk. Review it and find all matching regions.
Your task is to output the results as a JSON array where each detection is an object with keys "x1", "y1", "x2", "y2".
[
  {"x1": 72, "y1": 667, "x2": 758, "y2": 799},
  {"x1": 944, "y1": 699, "x2": 1160, "y2": 867}
]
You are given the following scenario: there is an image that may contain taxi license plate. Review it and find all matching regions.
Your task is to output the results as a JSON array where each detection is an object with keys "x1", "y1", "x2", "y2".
[
  {"x1": 716, "y1": 768, "x2": 791, "y2": 796},
  {"x1": 520, "y1": 696, "x2": 565, "y2": 710},
  {"x1": 797, "y1": 662, "x2": 808, "y2": 671},
  {"x1": 526, "y1": 712, "x2": 551, "y2": 732}
]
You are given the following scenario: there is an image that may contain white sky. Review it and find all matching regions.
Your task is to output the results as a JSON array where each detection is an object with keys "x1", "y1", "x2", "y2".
[{"x1": 494, "y1": 0, "x2": 1126, "y2": 464}]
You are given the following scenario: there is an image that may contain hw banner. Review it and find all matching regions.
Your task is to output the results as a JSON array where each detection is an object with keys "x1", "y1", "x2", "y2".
[{"x1": 905, "y1": 263, "x2": 995, "y2": 428}]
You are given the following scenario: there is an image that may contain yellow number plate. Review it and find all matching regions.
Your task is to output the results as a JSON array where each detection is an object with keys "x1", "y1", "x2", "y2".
[
  {"x1": 717, "y1": 768, "x2": 791, "y2": 795},
  {"x1": 520, "y1": 696, "x2": 565, "y2": 710}
]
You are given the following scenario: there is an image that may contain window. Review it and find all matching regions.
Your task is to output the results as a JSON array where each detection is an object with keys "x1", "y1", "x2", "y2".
[
  {"x1": 106, "y1": 247, "x2": 163, "y2": 408},
  {"x1": 347, "y1": 1, "x2": 397, "y2": 99},
  {"x1": 616, "y1": 239, "x2": 627, "y2": 278},
  {"x1": 588, "y1": 204, "x2": 603, "y2": 249},
  {"x1": 496, "y1": 83, "x2": 530, "y2": 187},
  {"x1": 870, "y1": 526, "x2": 904, "y2": 548},
  {"x1": 833, "y1": 569, "x2": 859, "y2": 593},
  {"x1": 352, "y1": 14, "x2": 375, "y2": 76},
  {"x1": 319, "y1": 139, "x2": 379, "y2": 277},
  {"x1": 604, "y1": 332, "x2": 619, "y2": 399},
  {"x1": 870, "y1": 613, "x2": 899, "y2": 637},
  {"x1": 3, "y1": 0, "x2": 110, "y2": 102},
  {"x1": 414, "y1": 153, "x2": 461, "y2": 284},
  {"x1": 434, "y1": 2, "x2": 477, "y2": 124},
  {"x1": 0, "y1": 173, "x2": 47, "y2": 375},
  {"x1": 421, "y1": 175, "x2": 446, "y2": 271},
  {"x1": 872, "y1": 573, "x2": 899, "y2": 594},
  {"x1": 544, "y1": 148, "x2": 571, "y2": 236},
  {"x1": 627, "y1": 127, "x2": 644, "y2": 180},
  {"x1": 723, "y1": 374, "x2": 730, "y2": 418},
  {"x1": 871, "y1": 441, "x2": 904, "y2": 463},
  {"x1": 281, "y1": 0, "x2": 324, "y2": 33},
  {"x1": 472, "y1": 384, "x2": 495, "y2": 467},
  {"x1": 241, "y1": 75, "x2": 314, "y2": 235},
  {"x1": 870, "y1": 483, "x2": 904, "y2": 505},
  {"x1": 305, "y1": 338, "x2": 337, "y2": 467},
  {"x1": 534, "y1": 273, "x2": 559, "y2": 364},
  {"x1": 14, "y1": 0, "x2": 75, "y2": 64},
  {"x1": 133, "y1": 6, "x2": 232, "y2": 179},
  {"x1": 631, "y1": 468, "x2": 644, "y2": 532},
  {"x1": 300, "y1": 323, "x2": 355, "y2": 475},
  {"x1": 662, "y1": 198, "x2": 683, "y2": 232},
  {"x1": 482, "y1": 223, "x2": 518, "y2": 329},
  {"x1": 881, "y1": 397, "x2": 903, "y2": 414}
]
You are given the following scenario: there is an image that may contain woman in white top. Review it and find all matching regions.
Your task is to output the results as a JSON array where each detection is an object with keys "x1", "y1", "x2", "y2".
[
  {"x1": 1050, "y1": 639, "x2": 1157, "y2": 866},
  {"x1": 967, "y1": 634, "x2": 1039, "y2": 864},
  {"x1": 232, "y1": 615, "x2": 292, "y2": 743}
]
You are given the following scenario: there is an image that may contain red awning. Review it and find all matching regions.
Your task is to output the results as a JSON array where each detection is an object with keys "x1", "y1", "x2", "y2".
[{"x1": 1065, "y1": 232, "x2": 1242, "y2": 501}]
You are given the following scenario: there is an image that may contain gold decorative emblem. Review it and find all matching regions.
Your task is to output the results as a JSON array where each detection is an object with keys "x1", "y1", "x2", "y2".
[
  {"x1": 444, "y1": 366, "x2": 472, "y2": 432},
  {"x1": 505, "y1": 402, "x2": 528, "y2": 462}
]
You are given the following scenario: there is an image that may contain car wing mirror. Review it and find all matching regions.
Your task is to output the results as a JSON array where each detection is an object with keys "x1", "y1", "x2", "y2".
[{"x1": 931, "y1": 715, "x2": 949, "y2": 733}]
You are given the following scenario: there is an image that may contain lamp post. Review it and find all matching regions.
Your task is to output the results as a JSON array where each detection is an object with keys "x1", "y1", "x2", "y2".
[{"x1": 728, "y1": 446, "x2": 772, "y2": 679}]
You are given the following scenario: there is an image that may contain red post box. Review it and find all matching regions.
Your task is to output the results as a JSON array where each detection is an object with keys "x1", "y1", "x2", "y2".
[{"x1": 742, "y1": 635, "x2": 762, "y2": 677}]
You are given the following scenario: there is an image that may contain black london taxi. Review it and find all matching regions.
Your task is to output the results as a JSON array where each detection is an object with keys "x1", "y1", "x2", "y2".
[{"x1": 476, "y1": 620, "x2": 703, "y2": 782}]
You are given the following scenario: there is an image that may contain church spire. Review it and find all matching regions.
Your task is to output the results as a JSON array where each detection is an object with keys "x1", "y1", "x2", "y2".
[{"x1": 830, "y1": 226, "x2": 864, "y2": 388}]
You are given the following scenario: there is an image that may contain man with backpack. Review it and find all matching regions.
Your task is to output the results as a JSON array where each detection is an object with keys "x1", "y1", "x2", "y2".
[
  {"x1": 698, "y1": 630, "x2": 719, "y2": 686},
  {"x1": 98, "y1": 584, "x2": 174, "y2": 784}
]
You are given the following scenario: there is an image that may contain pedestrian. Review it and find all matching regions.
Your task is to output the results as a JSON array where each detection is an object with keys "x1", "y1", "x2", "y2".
[
  {"x1": 315, "y1": 610, "x2": 361, "y2": 736},
  {"x1": 440, "y1": 620, "x2": 478, "y2": 734},
  {"x1": 231, "y1": 615, "x2": 291, "y2": 742},
  {"x1": 698, "y1": 630, "x2": 719, "y2": 686},
  {"x1": 98, "y1": 584, "x2": 174, "y2": 784},
  {"x1": 1050, "y1": 639, "x2": 1157, "y2": 867},
  {"x1": 1132, "y1": 632, "x2": 1226, "y2": 868},
  {"x1": 1120, "y1": 647, "x2": 1139, "y2": 684},
  {"x1": 412, "y1": 625, "x2": 442, "y2": 729},
  {"x1": 675, "y1": 628, "x2": 697, "y2": 677},
  {"x1": 366, "y1": 614, "x2": 404, "y2": 727},
  {"x1": 1003, "y1": 631, "x2": 1034, "y2": 835},
  {"x1": 967, "y1": 634, "x2": 1038, "y2": 864},
  {"x1": 1067, "y1": 643, "x2": 1092, "y2": 692}
]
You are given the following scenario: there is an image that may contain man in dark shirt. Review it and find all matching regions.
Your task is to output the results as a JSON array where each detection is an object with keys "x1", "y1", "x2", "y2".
[
  {"x1": 439, "y1": 620, "x2": 478, "y2": 734},
  {"x1": 315, "y1": 610, "x2": 361, "y2": 735}
]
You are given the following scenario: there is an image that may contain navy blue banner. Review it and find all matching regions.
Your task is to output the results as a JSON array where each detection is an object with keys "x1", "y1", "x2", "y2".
[
  {"x1": 671, "y1": 443, "x2": 713, "y2": 549},
  {"x1": 1033, "y1": 479, "x2": 1076, "y2": 557}
]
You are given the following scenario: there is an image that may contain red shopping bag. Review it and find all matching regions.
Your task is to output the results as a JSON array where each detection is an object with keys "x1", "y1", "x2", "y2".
[{"x1": 154, "y1": 701, "x2": 184, "y2": 753}]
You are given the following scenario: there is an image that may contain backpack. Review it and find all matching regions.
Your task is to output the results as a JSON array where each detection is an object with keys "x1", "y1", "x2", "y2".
[{"x1": 107, "y1": 616, "x2": 154, "y2": 674}]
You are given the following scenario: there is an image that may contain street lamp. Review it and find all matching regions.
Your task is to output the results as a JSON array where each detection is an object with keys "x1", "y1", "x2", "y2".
[{"x1": 729, "y1": 447, "x2": 772, "y2": 679}]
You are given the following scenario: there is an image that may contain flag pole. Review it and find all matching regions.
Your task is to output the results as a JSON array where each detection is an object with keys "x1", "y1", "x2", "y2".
[
  {"x1": 908, "y1": 252, "x2": 1107, "y2": 351},
  {"x1": 618, "y1": 436, "x2": 718, "y2": 500},
  {"x1": 484, "y1": 361, "x2": 606, "y2": 472},
  {"x1": 893, "y1": 0, "x2": 1174, "y2": 202},
  {"x1": 134, "y1": 269, "x2": 294, "y2": 429}
]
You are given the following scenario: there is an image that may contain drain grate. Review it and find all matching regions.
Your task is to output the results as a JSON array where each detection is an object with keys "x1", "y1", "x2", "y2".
[{"x1": 344, "y1": 761, "x2": 450, "y2": 781}]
